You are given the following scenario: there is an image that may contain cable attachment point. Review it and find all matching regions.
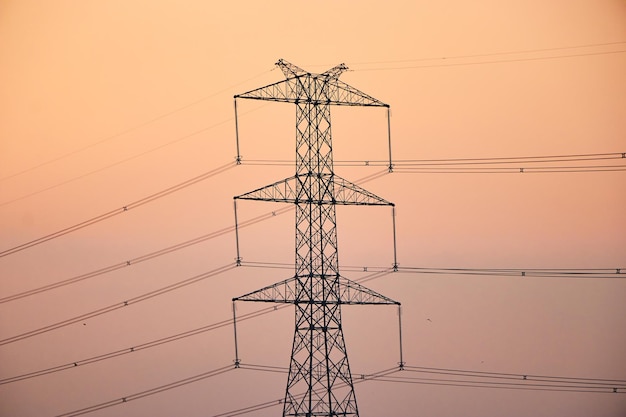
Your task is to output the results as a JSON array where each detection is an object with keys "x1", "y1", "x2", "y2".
[
  {"x1": 234, "y1": 359, "x2": 240, "y2": 369},
  {"x1": 398, "y1": 361, "x2": 405, "y2": 371}
]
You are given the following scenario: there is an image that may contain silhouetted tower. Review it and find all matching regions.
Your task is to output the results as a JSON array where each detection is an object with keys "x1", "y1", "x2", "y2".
[{"x1": 232, "y1": 59, "x2": 400, "y2": 417}]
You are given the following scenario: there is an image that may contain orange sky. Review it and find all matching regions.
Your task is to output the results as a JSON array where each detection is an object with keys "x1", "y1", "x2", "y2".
[{"x1": 1, "y1": 1, "x2": 625, "y2": 416}]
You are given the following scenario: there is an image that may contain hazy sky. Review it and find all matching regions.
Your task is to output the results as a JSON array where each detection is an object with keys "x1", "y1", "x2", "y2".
[{"x1": 1, "y1": 1, "x2": 625, "y2": 416}]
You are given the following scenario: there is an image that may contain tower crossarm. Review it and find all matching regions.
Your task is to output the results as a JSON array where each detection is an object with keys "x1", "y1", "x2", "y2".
[
  {"x1": 333, "y1": 175, "x2": 393, "y2": 206},
  {"x1": 336, "y1": 275, "x2": 400, "y2": 305},
  {"x1": 234, "y1": 274, "x2": 399, "y2": 305},
  {"x1": 235, "y1": 59, "x2": 388, "y2": 107},
  {"x1": 329, "y1": 78, "x2": 389, "y2": 107},
  {"x1": 235, "y1": 175, "x2": 299, "y2": 203},
  {"x1": 233, "y1": 276, "x2": 298, "y2": 303},
  {"x1": 235, "y1": 78, "x2": 388, "y2": 107},
  {"x1": 235, "y1": 174, "x2": 393, "y2": 206}
]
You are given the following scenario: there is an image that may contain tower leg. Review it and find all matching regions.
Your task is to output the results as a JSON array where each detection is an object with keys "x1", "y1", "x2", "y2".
[{"x1": 283, "y1": 278, "x2": 358, "y2": 417}]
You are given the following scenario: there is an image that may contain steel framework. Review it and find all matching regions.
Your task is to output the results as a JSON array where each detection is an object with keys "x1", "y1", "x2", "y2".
[{"x1": 232, "y1": 59, "x2": 400, "y2": 417}]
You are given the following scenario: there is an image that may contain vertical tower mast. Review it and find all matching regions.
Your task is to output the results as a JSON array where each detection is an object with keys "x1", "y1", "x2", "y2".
[{"x1": 233, "y1": 59, "x2": 399, "y2": 417}]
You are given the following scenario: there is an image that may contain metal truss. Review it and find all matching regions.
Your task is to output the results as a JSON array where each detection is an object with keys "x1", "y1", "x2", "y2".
[
  {"x1": 234, "y1": 274, "x2": 398, "y2": 305},
  {"x1": 235, "y1": 174, "x2": 393, "y2": 206},
  {"x1": 232, "y1": 59, "x2": 400, "y2": 417},
  {"x1": 236, "y1": 60, "x2": 387, "y2": 107}
]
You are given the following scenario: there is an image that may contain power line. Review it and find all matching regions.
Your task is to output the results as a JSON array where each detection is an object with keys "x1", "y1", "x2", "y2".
[
  {"x1": 241, "y1": 152, "x2": 626, "y2": 173},
  {"x1": 353, "y1": 49, "x2": 626, "y2": 72},
  {"x1": 1, "y1": 262, "x2": 621, "y2": 385},
  {"x1": 0, "y1": 163, "x2": 386, "y2": 261},
  {"x1": 393, "y1": 166, "x2": 626, "y2": 174},
  {"x1": 392, "y1": 152, "x2": 626, "y2": 165},
  {"x1": 346, "y1": 41, "x2": 626, "y2": 66},
  {"x1": 0, "y1": 206, "x2": 291, "y2": 304},
  {"x1": 392, "y1": 153, "x2": 626, "y2": 172},
  {"x1": 211, "y1": 365, "x2": 401, "y2": 417},
  {"x1": 0, "y1": 169, "x2": 386, "y2": 304},
  {"x1": 240, "y1": 261, "x2": 625, "y2": 280},
  {"x1": 395, "y1": 266, "x2": 625, "y2": 279},
  {"x1": 402, "y1": 365, "x2": 626, "y2": 386},
  {"x1": 53, "y1": 364, "x2": 235, "y2": 417},
  {"x1": 0, "y1": 305, "x2": 280, "y2": 385},
  {"x1": 0, "y1": 269, "x2": 388, "y2": 384},
  {"x1": 4, "y1": 149, "x2": 619, "y2": 259},
  {"x1": 238, "y1": 362, "x2": 626, "y2": 392},
  {"x1": 0, "y1": 162, "x2": 235, "y2": 258},
  {"x1": 3, "y1": 152, "x2": 621, "y2": 406},
  {"x1": 0, "y1": 263, "x2": 236, "y2": 346},
  {"x1": 0, "y1": 102, "x2": 268, "y2": 208},
  {"x1": 0, "y1": 69, "x2": 272, "y2": 183},
  {"x1": 48, "y1": 360, "x2": 626, "y2": 417},
  {"x1": 213, "y1": 361, "x2": 626, "y2": 417},
  {"x1": 371, "y1": 377, "x2": 624, "y2": 394},
  {"x1": 0, "y1": 127, "x2": 229, "y2": 207},
  {"x1": 5, "y1": 261, "x2": 623, "y2": 399},
  {"x1": 52, "y1": 363, "x2": 398, "y2": 417},
  {"x1": 211, "y1": 398, "x2": 282, "y2": 417},
  {"x1": 372, "y1": 368, "x2": 626, "y2": 394},
  {"x1": 5, "y1": 46, "x2": 622, "y2": 417},
  {"x1": 48, "y1": 359, "x2": 626, "y2": 417},
  {"x1": 238, "y1": 362, "x2": 625, "y2": 394},
  {"x1": 301, "y1": 41, "x2": 626, "y2": 72}
]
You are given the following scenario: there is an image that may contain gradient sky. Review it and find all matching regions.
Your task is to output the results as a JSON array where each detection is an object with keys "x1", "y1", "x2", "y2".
[{"x1": 1, "y1": 1, "x2": 625, "y2": 416}]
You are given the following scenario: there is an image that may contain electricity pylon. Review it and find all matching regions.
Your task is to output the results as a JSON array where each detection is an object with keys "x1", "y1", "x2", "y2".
[{"x1": 232, "y1": 59, "x2": 400, "y2": 417}]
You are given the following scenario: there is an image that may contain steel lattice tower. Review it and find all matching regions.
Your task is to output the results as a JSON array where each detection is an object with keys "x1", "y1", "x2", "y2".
[{"x1": 232, "y1": 59, "x2": 400, "y2": 417}]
